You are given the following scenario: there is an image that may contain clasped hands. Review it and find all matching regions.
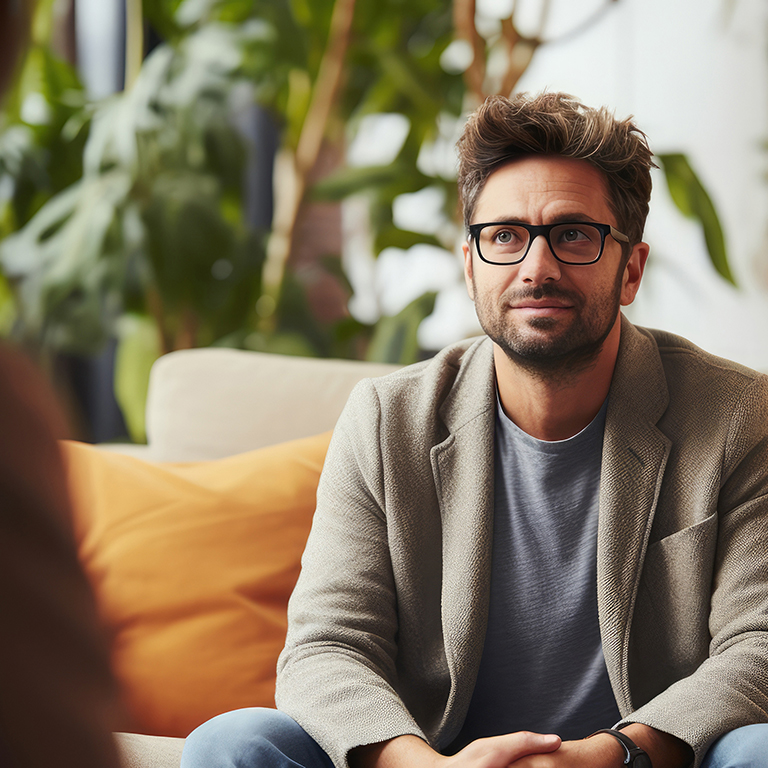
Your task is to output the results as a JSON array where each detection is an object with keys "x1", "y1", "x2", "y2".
[
  {"x1": 351, "y1": 730, "x2": 625, "y2": 768},
  {"x1": 435, "y1": 731, "x2": 624, "y2": 768}
]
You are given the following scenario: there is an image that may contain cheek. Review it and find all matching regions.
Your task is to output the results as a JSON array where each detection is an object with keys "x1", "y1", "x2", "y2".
[
  {"x1": 471, "y1": 272, "x2": 508, "y2": 308},
  {"x1": 465, "y1": 260, "x2": 502, "y2": 303}
]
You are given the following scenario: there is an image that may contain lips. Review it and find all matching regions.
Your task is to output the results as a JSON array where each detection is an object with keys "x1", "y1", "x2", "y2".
[
  {"x1": 511, "y1": 300, "x2": 573, "y2": 310},
  {"x1": 504, "y1": 286, "x2": 580, "y2": 311},
  {"x1": 505, "y1": 289, "x2": 579, "y2": 315}
]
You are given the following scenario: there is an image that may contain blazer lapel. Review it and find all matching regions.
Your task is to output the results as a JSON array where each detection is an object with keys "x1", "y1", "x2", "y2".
[
  {"x1": 598, "y1": 317, "x2": 671, "y2": 715},
  {"x1": 429, "y1": 338, "x2": 497, "y2": 744}
]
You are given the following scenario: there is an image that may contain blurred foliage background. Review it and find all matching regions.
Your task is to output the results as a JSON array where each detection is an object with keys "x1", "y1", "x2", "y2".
[{"x1": 0, "y1": 0, "x2": 732, "y2": 441}]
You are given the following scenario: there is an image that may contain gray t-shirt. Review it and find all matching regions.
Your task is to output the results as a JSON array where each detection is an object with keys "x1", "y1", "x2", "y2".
[{"x1": 451, "y1": 397, "x2": 620, "y2": 749}]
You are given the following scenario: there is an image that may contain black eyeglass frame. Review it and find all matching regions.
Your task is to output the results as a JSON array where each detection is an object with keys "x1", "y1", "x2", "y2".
[{"x1": 468, "y1": 221, "x2": 630, "y2": 266}]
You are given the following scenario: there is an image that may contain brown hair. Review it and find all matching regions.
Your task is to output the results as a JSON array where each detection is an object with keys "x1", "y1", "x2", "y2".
[{"x1": 457, "y1": 92, "x2": 655, "y2": 246}]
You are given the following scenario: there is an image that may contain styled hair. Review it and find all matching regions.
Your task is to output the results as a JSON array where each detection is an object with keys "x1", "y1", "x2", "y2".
[{"x1": 456, "y1": 92, "x2": 655, "y2": 246}]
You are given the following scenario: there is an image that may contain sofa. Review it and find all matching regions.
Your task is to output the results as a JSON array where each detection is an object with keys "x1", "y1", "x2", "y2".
[{"x1": 62, "y1": 347, "x2": 399, "y2": 768}]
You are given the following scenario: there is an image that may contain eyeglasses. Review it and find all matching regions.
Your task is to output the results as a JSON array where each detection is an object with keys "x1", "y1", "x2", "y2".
[{"x1": 468, "y1": 221, "x2": 629, "y2": 266}]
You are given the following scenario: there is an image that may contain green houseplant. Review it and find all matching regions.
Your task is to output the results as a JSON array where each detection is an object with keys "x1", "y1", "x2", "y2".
[{"x1": 0, "y1": 0, "x2": 734, "y2": 441}]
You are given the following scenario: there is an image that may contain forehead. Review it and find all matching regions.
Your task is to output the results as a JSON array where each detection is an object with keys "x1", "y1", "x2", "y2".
[{"x1": 473, "y1": 155, "x2": 614, "y2": 225}]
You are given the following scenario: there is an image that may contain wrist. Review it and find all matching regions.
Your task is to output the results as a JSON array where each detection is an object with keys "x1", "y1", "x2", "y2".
[
  {"x1": 349, "y1": 735, "x2": 439, "y2": 768},
  {"x1": 588, "y1": 729, "x2": 652, "y2": 767},
  {"x1": 616, "y1": 724, "x2": 692, "y2": 768},
  {"x1": 585, "y1": 731, "x2": 637, "y2": 767}
]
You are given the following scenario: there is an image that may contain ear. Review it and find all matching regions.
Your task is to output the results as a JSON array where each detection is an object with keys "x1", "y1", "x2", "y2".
[
  {"x1": 620, "y1": 242, "x2": 649, "y2": 306},
  {"x1": 463, "y1": 240, "x2": 475, "y2": 301}
]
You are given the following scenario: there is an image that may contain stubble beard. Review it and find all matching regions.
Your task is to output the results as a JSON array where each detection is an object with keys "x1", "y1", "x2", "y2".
[{"x1": 473, "y1": 273, "x2": 624, "y2": 385}]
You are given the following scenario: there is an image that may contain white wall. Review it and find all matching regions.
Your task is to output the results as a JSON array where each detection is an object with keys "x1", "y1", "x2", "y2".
[{"x1": 75, "y1": 0, "x2": 124, "y2": 99}]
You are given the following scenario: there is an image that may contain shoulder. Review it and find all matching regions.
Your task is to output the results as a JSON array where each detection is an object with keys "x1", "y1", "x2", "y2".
[
  {"x1": 345, "y1": 336, "x2": 494, "y2": 420},
  {"x1": 330, "y1": 336, "x2": 495, "y2": 462},
  {"x1": 615, "y1": 317, "x2": 768, "y2": 433},
  {"x1": 632, "y1": 324, "x2": 767, "y2": 396},
  {"x1": 621, "y1": 322, "x2": 768, "y2": 460}
]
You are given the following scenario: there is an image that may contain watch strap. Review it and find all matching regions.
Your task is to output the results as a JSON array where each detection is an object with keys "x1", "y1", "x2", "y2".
[{"x1": 588, "y1": 729, "x2": 653, "y2": 767}]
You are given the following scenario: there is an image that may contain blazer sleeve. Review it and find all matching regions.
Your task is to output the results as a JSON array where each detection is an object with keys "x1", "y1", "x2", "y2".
[{"x1": 275, "y1": 379, "x2": 426, "y2": 768}]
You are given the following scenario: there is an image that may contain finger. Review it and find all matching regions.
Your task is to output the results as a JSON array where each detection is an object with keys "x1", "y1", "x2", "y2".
[
  {"x1": 466, "y1": 731, "x2": 561, "y2": 768},
  {"x1": 484, "y1": 731, "x2": 562, "y2": 763}
]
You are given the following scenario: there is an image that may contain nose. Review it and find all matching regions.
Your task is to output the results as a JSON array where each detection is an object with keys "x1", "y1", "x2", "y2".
[{"x1": 516, "y1": 234, "x2": 561, "y2": 284}]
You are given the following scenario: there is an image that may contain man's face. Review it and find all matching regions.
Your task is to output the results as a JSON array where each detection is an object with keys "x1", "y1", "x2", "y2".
[{"x1": 462, "y1": 155, "x2": 648, "y2": 375}]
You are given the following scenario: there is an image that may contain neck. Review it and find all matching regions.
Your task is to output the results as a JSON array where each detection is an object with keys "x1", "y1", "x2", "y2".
[{"x1": 494, "y1": 316, "x2": 621, "y2": 441}]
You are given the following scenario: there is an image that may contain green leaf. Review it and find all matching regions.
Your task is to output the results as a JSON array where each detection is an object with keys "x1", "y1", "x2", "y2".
[
  {"x1": 311, "y1": 163, "x2": 406, "y2": 200},
  {"x1": 319, "y1": 253, "x2": 354, "y2": 296},
  {"x1": 376, "y1": 50, "x2": 441, "y2": 114},
  {"x1": 142, "y1": 0, "x2": 186, "y2": 41},
  {"x1": 0, "y1": 171, "x2": 132, "y2": 351},
  {"x1": 0, "y1": 272, "x2": 17, "y2": 336},
  {"x1": 175, "y1": 0, "x2": 218, "y2": 28},
  {"x1": 242, "y1": 329, "x2": 318, "y2": 357},
  {"x1": 114, "y1": 313, "x2": 163, "y2": 443},
  {"x1": 284, "y1": 68, "x2": 313, "y2": 147},
  {"x1": 366, "y1": 291, "x2": 436, "y2": 365},
  {"x1": 30, "y1": 0, "x2": 64, "y2": 47},
  {"x1": 374, "y1": 225, "x2": 441, "y2": 252},
  {"x1": 657, "y1": 153, "x2": 735, "y2": 286}
]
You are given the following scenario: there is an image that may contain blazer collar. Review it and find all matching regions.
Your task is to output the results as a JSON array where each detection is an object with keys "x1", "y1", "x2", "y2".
[
  {"x1": 598, "y1": 315, "x2": 672, "y2": 714},
  {"x1": 431, "y1": 337, "x2": 497, "y2": 744},
  {"x1": 437, "y1": 337, "x2": 497, "y2": 436}
]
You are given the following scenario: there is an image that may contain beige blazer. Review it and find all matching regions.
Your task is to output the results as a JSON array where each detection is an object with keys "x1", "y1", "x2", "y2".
[{"x1": 276, "y1": 317, "x2": 768, "y2": 768}]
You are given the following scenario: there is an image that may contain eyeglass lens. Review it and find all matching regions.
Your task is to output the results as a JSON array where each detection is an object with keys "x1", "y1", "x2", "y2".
[{"x1": 477, "y1": 223, "x2": 604, "y2": 264}]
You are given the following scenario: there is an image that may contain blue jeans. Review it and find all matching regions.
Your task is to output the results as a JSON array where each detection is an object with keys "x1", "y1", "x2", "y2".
[
  {"x1": 181, "y1": 708, "x2": 768, "y2": 768},
  {"x1": 181, "y1": 709, "x2": 333, "y2": 768}
]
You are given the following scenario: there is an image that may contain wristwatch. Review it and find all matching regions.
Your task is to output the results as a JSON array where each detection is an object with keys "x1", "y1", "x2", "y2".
[{"x1": 588, "y1": 729, "x2": 653, "y2": 768}]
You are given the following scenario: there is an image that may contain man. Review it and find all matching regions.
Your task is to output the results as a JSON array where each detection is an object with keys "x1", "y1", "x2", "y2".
[{"x1": 182, "y1": 93, "x2": 768, "y2": 767}]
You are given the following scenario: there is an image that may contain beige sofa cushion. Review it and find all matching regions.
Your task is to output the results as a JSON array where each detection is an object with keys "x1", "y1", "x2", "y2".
[{"x1": 144, "y1": 349, "x2": 399, "y2": 461}]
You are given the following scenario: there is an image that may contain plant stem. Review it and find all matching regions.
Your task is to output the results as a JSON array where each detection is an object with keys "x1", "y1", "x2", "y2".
[
  {"x1": 146, "y1": 287, "x2": 172, "y2": 355},
  {"x1": 124, "y1": 0, "x2": 144, "y2": 90},
  {"x1": 174, "y1": 307, "x2": 199, "y2": 350},
  {"x1": 499, "y1": 17, "x2": 540, "y2": 97},
  {"x1": 260, "y1": 0, "x2": 357, "y2": 329},
  {"x1": 453, "y1": 0, "x2": 486, "y2": 102}
]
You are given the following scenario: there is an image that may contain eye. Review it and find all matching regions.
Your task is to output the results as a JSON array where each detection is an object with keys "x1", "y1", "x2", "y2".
[
  {"x1": 491, "y1": 227, "x2": 525, "y2": 247},
  {"x1": 477, "y1": 224, "x2": 527, "y2": 256},
  {"x1": 560, "y1": 227, "x2": 589, "y2": 243}
]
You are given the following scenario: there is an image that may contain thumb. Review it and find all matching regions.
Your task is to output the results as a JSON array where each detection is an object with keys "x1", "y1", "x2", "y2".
[{"x1": 495, "y1": 731, "x2": 561, "y2": 761}]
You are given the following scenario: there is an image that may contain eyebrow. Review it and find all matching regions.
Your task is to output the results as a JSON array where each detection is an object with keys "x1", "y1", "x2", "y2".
[{"x1": 479, "y1": 213, "x2": 601, "y2": 226}]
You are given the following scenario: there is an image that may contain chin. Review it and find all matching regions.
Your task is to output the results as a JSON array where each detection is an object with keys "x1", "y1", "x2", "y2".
[{"x1": 488, "y1": 320, "x2": 615, "y2": 375}]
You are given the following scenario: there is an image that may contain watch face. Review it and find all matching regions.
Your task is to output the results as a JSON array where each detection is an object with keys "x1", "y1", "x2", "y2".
[{"x1": 633, "y1": 753, "x2": 653, "y2": 768}]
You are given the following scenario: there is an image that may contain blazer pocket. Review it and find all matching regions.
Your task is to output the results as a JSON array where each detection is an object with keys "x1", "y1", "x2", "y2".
[
  {"x1": 641, "y1": 510, "x2": 718, "y2": 609},
  {"x1": 631, "y1": 512, "x2": 718, "y2": 683},
  {"x1": 645, "y1": 509, "x2": 718, "y2": 557}
]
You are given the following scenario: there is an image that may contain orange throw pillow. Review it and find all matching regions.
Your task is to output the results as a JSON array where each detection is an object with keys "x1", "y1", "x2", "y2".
[{"x1": 62, "y1": 432, "x2": 332, "y2": 738}]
